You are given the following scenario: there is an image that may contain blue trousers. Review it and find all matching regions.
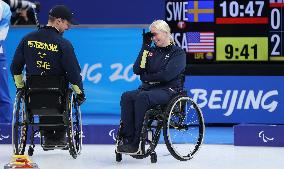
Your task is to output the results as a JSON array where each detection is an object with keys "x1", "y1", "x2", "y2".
[
  {"x1": 0, "y1": 60, "x2": 13, "y2": 123},
  {"x1": 120, "y1": 88, "x2": 176, "y2": 146}
]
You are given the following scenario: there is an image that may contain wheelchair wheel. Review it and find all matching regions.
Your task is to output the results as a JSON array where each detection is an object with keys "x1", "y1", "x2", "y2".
[
  {"x1": 12, "y1": 91, "x2": 28, "y2": 155},
  {"x1": 163, "y1": 95, "x2": 205, "y2": 161},
  {"x1": 66, "y1": 90, "x2": 82, "y2": 159},
  {"x1": 131, "y1": 115, "x2": 163, "y2": 159}
]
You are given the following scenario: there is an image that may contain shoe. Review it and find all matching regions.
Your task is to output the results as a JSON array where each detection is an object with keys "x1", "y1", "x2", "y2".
[
  {"x1": 54, "y1": 131, "x2": 67, "y2": 145},
  {"x1": 56, "y1": 134, "x2": 67, "y2": 145},
  {"x1": 117, "y1": 145, "x2": 125, "y2": 152},
  {"x1": 117, "y1": 144, "x2": 138, "y2": 153},
  {"x1": 44, "y1": 138, "x2": 57, "y2": 146},
  {"x1": 43, "y1": 130, "x2": 55, "y2": 145},
  {"x1": 44, "y1": 136, "x2": 66, "y2": 146}
]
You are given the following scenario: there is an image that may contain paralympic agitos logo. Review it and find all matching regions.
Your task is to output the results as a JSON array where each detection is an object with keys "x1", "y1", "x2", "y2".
[
  {"x1": 190, "y1": 89, "x2": 278, "y2": 116},
  {"x1": 0, "y1": 129, "x2": 9, "y2": 141}
]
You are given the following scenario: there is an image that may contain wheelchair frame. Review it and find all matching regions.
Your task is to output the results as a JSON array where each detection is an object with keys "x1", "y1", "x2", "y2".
[
  {"x1": 12, "y1": 76, "x2": 82, "y2": 159},
  {"x1": 115, "y1": 91, "x2": 205, "y2": 163}
]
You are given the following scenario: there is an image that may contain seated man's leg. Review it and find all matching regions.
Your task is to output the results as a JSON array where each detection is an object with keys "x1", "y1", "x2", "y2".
[
  {"x1": 54, "y1": 127, "x2": 66, "y2": 145},
  {"x1": 40, "y1": 116, "x2": 66, "y2": 145},
  {"x1": 119, "y1": 89, "x2": 140, "y2": 144},
  {"x1": 43, "y1": 130, "x2": 55, "y2": 145},
  {"x1": 120, "y1": 88, "x2": 175, "y2": 153}
]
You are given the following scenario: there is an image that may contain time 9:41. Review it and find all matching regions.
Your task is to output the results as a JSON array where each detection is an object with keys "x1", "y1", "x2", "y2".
[{"x1": 225, "y1": 44, "x2": 257, "y2": 60}]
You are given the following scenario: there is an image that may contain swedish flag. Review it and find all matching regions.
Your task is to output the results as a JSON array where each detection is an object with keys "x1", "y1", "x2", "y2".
[{"x1": 186, "y1": 0, "x2": 214, "y2": 22}]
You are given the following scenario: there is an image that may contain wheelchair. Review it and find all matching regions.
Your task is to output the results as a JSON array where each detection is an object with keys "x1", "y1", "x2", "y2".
[
  {"x1": 115, "y1": 90, "x2": 205, "y2": 163},
  {"x1": 12, "y1": 75, "x2": 82, "y2": 159}
]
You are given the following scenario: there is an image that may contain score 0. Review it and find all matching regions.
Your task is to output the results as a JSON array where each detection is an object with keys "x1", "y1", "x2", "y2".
[{"x1": 270, "y1": 3, "x2": 283, "y2": 60}]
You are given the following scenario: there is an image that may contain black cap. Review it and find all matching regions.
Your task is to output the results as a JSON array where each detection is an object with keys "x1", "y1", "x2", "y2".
[{"x1": 49, "y1": 5, "x2": 78, "y2": 25}]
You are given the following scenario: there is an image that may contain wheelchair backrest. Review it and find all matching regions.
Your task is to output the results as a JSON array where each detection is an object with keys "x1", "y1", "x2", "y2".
[{"x1": 25, "y1": 75, "x2": 68, "y2": 116}]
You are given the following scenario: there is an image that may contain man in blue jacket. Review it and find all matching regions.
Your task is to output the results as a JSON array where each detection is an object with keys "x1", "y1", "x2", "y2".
[
  {"x1": 10, "y1": 5, "x2": 86, "y2": 145},
  {"x1": 0, "y1": 0, "x2": 13, "y2": 123}
]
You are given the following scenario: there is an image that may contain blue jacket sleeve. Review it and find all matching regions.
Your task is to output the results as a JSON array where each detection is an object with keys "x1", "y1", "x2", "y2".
[
  {"x1": 60, "y1": 40, "x2": 83, "y2": 91},
  {"x1": 140, "y1": 48, "x2": 186, "y2": 82}
]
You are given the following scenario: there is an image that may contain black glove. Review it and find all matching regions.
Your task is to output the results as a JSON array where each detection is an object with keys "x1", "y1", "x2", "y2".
[
  {"x1": 142, "y1": 29, "x2": 153, "y2": 46},
  {"x1": 76, "y1": 93, "x2": 86, "y2": 106},
  {"x1": 34, "y1": 1, "x2": 41, "y2": 13}
]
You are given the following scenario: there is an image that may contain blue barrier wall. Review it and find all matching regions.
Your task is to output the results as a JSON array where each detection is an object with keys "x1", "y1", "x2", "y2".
[
  {"x1": 35, "y1": 0, "x2": 164, "y2": 24},
  {"x1": 185, "y1": 76, "x2": 284, "y2": 124},
  {"x1": 4, "y1": 27, "x2": 284, "y2": 124}
]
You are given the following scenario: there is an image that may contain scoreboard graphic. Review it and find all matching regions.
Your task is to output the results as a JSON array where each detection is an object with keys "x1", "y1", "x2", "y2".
[{"x1": 166, "y1": 0, "x2": 284, "y2": 63}]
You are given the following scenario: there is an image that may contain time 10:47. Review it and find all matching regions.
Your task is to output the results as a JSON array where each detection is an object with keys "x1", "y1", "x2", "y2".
[
  {"x1": 220, "y1": 1, "x2": 264, "y2": 17},
  {"x1": 225, "y1": 44, "x2": 257, "y2": 59}
]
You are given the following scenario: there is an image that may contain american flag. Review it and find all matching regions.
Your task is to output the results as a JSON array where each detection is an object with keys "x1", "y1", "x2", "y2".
[{"x1": 187, "y1": 32, "x2": 214, "y2": 53}]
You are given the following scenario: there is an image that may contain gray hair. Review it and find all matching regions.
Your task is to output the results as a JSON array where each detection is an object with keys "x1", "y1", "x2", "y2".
[{"x1": 149, "y1": 20, "x2": 175, "y2": 44}]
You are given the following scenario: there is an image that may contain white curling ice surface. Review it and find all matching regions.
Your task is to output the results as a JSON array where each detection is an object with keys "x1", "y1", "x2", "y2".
[{"x1": 1, "y1": 144, "x2": 284, "y2": 169}]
